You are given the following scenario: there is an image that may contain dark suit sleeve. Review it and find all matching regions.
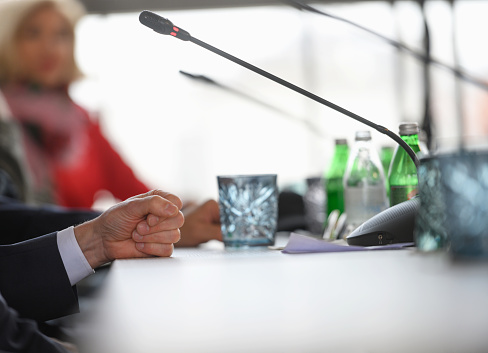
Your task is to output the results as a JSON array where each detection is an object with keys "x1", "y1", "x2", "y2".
[
  {"x1": 0, "y1": 292, "x2": 69, "y2": 353},
  {"x1": 0, "y1": 196, "x2": 101, "y2": 245},
  {"x1": 0, "y1": 233, "x2": 79, "y2": 322}
]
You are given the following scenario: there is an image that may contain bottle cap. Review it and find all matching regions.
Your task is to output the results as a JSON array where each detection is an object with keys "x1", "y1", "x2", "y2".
[
  {"x1": 335, "y1": 138, "x2": 348, "y2": 145},
  {"x1": 399, "y1": 122, "x2": 419, "y2": 136},
  {"x1": 355, "y1": 131, "x2": 371, "y2": 141}
]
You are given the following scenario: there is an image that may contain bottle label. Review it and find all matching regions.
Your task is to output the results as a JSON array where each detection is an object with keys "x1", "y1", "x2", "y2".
[{"x1": 390, "y1": 185, "x2": 417, "y2": 206}]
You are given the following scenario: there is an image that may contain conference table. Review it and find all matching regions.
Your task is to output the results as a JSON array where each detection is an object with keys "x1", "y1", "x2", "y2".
[{"x1": 82, "y1": 234, "x2": 488, "y2": 353}]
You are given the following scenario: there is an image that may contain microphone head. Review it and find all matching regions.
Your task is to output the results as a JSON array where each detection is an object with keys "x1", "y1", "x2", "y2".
[{"x1": 139, "y1": 11, "x2": 174, "y2": 35}]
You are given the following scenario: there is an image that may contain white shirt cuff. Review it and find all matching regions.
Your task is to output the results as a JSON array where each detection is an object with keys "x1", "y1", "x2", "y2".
[{"x1": 57, "y1": 226, "x2": 95, "y2": 286}]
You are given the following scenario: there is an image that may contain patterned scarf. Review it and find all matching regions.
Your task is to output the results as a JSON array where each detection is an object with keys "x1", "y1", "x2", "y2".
[
  {"x1": 1, "y1": 83, "x2": 89, "y2": 203},
  {"x1": 2, "y1": 83, "x2": 88, "y2": 164}
]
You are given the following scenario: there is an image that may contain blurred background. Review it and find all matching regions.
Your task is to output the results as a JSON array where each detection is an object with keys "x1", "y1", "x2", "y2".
[{"x1": 69, "y1": 0, "x2": 488, "y2": 203}]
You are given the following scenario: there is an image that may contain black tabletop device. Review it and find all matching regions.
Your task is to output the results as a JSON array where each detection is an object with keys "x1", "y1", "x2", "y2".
[{"x1": 346, "y1": 198, "x2": 420, "y2": 246}]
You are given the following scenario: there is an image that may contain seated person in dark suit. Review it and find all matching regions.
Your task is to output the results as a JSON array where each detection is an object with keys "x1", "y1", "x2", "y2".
[{"x1": 0, "y1": 189, "x2": 185, "y2": 352}]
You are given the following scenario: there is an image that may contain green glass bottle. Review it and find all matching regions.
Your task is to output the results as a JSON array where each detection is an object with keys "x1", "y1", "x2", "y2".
[
  {"x1": 388, "y1": 122, "x2": 421, "y2": 206},
  {"x1": 380, "y1": 146, "x2": 394, "y2": 197},
  {"x1": 324, "y1": 139, "x2": 349, "y2": 215}
]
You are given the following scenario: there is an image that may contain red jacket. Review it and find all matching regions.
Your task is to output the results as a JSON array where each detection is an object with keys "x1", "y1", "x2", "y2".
[
  {"x1": 54, "y1": 115, "x2": 150, "y2": 208},
  {"x1": 3, "y1": 83, "x2": 149, "y2": 208}
]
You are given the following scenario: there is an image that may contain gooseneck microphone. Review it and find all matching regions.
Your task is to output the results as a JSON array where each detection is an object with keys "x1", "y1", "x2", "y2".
[{"x1": 139, "y1": 10, "x2": 420, "y2": 169}]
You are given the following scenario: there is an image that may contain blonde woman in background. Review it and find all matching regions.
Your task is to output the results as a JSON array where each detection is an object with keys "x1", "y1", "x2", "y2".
[
  {"x1": 0, "y1": 0, "x2": 149, "y2": 206},
  {"x1": 0, "y1": 0, "x2": 222, "y2": 247}
]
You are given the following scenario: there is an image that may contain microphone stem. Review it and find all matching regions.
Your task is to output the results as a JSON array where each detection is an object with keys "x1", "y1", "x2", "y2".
[{"x1": 190, "y1": 36, "x2": 420, "y2": 169}]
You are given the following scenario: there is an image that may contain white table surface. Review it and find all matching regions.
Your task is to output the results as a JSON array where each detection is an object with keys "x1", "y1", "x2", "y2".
[{"x1": 82, "y1": 238, "x2": 488, "y2": 353}]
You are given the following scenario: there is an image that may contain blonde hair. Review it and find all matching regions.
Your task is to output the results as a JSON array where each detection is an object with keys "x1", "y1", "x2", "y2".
[{"x1": 0, "y1": 0, "x2": 86, "y2": 84}]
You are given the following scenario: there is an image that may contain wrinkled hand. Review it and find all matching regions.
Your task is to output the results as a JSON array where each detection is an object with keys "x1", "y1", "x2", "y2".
[
  {"x1": 74, "y1": 190, "x2": 184, "y2": 268},
  {"x1": 177, "y1": 200, "x2": 222, "y2": 247}
]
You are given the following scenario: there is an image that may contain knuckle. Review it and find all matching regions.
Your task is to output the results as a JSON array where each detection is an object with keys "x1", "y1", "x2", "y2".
[
  {"x1": 173, "y1": 229, "x2": 181, "y2": 243},
  {"x1": 149, "y1": 189, "x2": 165, "y2": 196},
  {"x1": 149, "y1": 195, "x2": 161, "y2": 208},
  {"x1": 149, "y1": 190, "x2": 183, "y2": 211},
  {"x1": 149, "y1": 195, "x2": 169, "y2": 215},
  {"x1": 165, "y1": 193, "x2": 183, "y2": 210},
  {"x1": 164, "y1": 229, "x2": 180, "y2": 243},
  {"x1": 126, "y1": 199, "x2": 140, "y2": 214},
  {"x1": 176, "y1": 211, "x2": 185, "y2": 227}
]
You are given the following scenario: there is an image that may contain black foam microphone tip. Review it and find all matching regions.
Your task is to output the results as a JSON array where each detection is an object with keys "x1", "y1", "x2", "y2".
[{"x1": 139, "y1": 11, "x2": 174, "y2": 35}]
